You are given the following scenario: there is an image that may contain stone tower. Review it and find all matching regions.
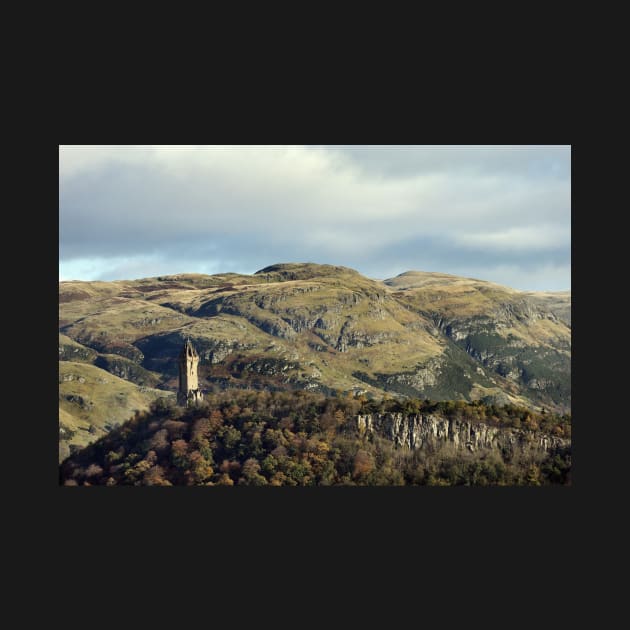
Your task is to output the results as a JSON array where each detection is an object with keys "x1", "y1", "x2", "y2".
[{"x1": 177, "y1": 338, "x2": 203, "y2": 406}]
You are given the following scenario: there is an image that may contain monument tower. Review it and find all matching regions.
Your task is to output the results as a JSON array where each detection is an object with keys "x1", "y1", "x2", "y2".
[{"x1": 177, "y1": 338, "x2": 203, "y2": 406}]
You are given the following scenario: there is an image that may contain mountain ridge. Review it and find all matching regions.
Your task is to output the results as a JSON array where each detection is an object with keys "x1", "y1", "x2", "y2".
[
  {"x1": 60, "y1": 263, "x2": 570, "y2": 294},
  {"x1": 59, "y1": 263, "x2": 570, "y2": 460}
]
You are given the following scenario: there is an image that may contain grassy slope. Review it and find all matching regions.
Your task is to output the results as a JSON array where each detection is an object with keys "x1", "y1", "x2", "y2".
[
  {"x1": 383, "y1": 271, "x2": 570, "y2": 350},
  {"x1": 59, "y1": 361, "x2": 173, "y2": 462}
]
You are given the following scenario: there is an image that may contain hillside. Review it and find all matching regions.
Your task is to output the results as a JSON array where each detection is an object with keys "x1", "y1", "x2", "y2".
[
  {"x1": 382, "y1": 271, "x2": 571, "y2": 407},
  {"x1": 59, "y1": 361, "x2": 174, "y2": 461},
  {"x1": 59, "y1": 390, "x2": 571, "y2": 486},
  {"x1": 59, "y1": 263, "x2": 570, "y2": 458},
  {"x1": 522, "y1": 290, "x2": 571, "y2": 326}
]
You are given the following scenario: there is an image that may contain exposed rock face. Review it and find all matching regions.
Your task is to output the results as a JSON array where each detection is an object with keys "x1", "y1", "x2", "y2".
[
  {"x1": 206, "y1": 341, "x2": 235, "y2": 364},
  {"x1": 335, "y1": 320, "x2": 396, "y2": 352},
  {"x1": 380, "y1": 358, "x2": 444, "y2": 390},
  {"x1": 356, "y1": 413, "x2": 568, "y2": 456},
  {"x1": 62, "y1": 393, "x2": 93, "y2": 410},
  {"x1": 522, "y1": 291, "x2": 571, "y2": 326},
  {"x1": 94, "y1": 354, "x2": 160, "y2": 387},
  {"x1": 231, "y1": 357, "x2": 300, "y2": 376},
  {"x1": 59, "y1": 339, "x2": 97, "y2": 363},
  {"x1": 80, "y1": 336, "x2": 145, "y2": 363},
  {"x1": 60, "y1": 373, "x2": 86, "y2": 384}
]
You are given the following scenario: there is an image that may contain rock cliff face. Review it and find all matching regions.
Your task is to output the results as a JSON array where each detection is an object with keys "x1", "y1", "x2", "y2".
[
  {"x1": 94, "y1": 354, "x2": 160, "y2": 387},
  {"x1": 356, "y1": 413, "x2": 568, "y2": 456}
]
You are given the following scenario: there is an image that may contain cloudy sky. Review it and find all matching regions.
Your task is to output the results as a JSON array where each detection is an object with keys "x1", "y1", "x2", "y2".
[{"x1": 59, "y1": 145, "x2": 570, "y2": 291}]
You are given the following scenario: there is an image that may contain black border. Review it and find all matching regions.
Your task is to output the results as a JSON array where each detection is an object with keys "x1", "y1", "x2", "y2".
[{"x1": 18, "y1": 82, "x2": 586, "y2": 611}]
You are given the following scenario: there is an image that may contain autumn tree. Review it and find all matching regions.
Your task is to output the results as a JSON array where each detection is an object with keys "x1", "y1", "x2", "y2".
[
  {"x1": 171, "y1": 439, "x2": 189, "y2": 470},
  {"x1": 164, "y1": 420, "x2": 188, "y2": 440},
  {"x1": 352, "y1": 449, "x2": 374, "y2": 480},
  {"x1": 85, "y1": 463, "x2": 103, "y2": 479},
  {"x1": 526, "y1": 465, "x2": 542, "y2": 486},
  {"x1": 219, "y1": 459, "x2": 241, "y2": 483},
  {"x1": 143, "y1": 465, "x2": 170, "y2": 486},
  {"x1": 319, "y1": 412, "x2": 336, "y2": 433},
  {"x1": 207, "y1": 409, "x2": 224, "y2": 431},
  {"x1": 226, "y1": 425, "x2": 244, "y2": 447},
  {"x1": 149, "y1": 429, "x2": 170, "y2": 453},
  {"x1": 524, "y1": 414, "x2": 540, "y2": 431},
  {"x1": 240, "y1": 458, "x2": 268, "y2": 485},
  {"x1": 188, "y1": 451, "x2": 214, "y2": 484},
  {"x1": 216, "y1": 473, "x2": 234, "y2": 486},
  {"x1": 334, "y1": 409, "x2": 345, "y2": 428}
]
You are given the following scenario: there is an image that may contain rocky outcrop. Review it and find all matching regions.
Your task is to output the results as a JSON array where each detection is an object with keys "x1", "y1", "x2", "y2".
[
  {"x1": 94, "y1": 354, "x2": 161, "y2": 387},
  {"x1": 62, "y1": 393, "x2": 93, "y2": 410},
  {"x1": 356, "y1": 413, "x2": 568, "y2": 456},
  {"x1": 77, "y1": 335, "x2": 145, "y2": 363},
  {"x1": 230, "y1": 356, "x2": 300, "y2": 377},
  {"x1": 59, "y1": 335, "x2": 98, "y2": 363},
  {"x1": 206, "y1": 341, "x2": 236, "y2": 364},
  {"x1": 60, "y1": 373, "x2": 86, "y2": 384},
  {"x1": 335, "y1": 320, "x2": 396, "y2": 352},
  {"x1": 382, "y1": 358, "x2": 444, "y2": 390}
]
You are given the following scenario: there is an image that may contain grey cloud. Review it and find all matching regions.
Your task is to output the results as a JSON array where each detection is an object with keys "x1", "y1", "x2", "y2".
[
  {"x1": 322, "y1": 145, "x2": 571, "y2": 179},
  {"x1": 59, "y1": 145, "x2": 571, "y2": 290}
]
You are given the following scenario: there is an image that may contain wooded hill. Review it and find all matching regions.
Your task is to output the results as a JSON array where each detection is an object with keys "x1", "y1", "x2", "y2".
[{"x1": 60, "y1": 390, "x2": 571, "y2": 486}]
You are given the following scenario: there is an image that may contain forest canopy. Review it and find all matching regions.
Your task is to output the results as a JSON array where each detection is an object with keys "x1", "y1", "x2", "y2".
[{"x1": 60, "y1": 390, "x2": 571, "y2": 487}]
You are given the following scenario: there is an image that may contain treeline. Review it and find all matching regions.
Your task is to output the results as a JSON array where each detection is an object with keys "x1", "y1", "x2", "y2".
[{"x1": 59, "y1": 390, "x2": 571, "y2": 486}]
